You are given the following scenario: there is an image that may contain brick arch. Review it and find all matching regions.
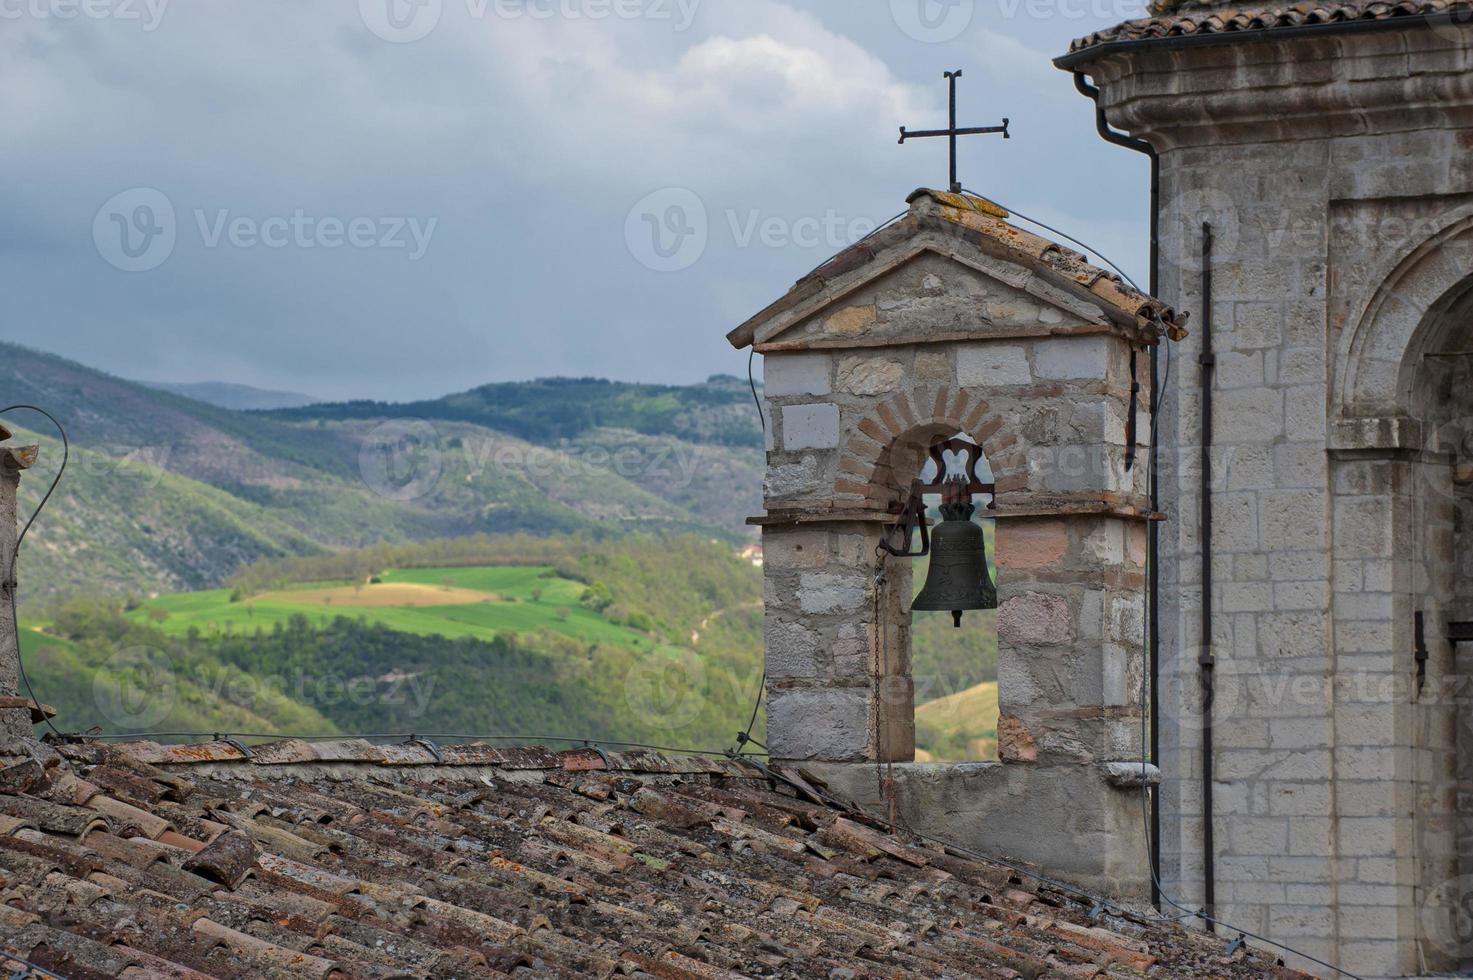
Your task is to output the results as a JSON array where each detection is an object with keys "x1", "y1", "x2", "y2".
[{"x1": 836, "y1": 385, "x2": 1026, "y2": 507}]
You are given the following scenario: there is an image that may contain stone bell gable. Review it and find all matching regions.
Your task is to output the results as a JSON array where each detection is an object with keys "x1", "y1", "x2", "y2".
[{"x1": 729, "y1": 189, "x2": 1185, "y2": 895}]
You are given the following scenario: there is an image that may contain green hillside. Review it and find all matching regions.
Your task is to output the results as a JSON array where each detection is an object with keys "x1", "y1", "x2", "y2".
[
  {"x1": 0, "y1": 342, "x2": 763, "y2": 599},
  {"x1": 915, "y1": 681, "x2": 1000, "y2": 762},
  {"x1": 29, "y1": 536, "x2": 768, "y2": 749}
]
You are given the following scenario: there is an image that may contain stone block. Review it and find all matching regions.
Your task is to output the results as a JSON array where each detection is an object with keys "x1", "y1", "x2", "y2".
[
  {"x1": 766, "y1": 688, "x2": 869, "y2": 761},
  {"x1": 826, "y1": 304, "x2": 877, "y2": 336},
  {"x1": 781, "y1": 404, "x2": 840, "y2": 450},
  {"x1": 996, "y1": 520, "x2": 1068, "y2": 569},
  {"x1": 1032, "y1": 337, "x2": 1107, "y2": 380},
  {"x1": 764, "y1": 352, "x2": 831, "y2": 397},
  {"x1": 998, "y1": 592, "x2": 1073, "y2": 645},
  {"x1": 766, "y1": 620, "x2": 822, "y2": 678},
  {"x1": 764, "y1": 455, "x2": 821, "y2": 498},
  {"x1": 798, "y1": 570, "x2": 868, "y2": 615},
  {"x1": 956, "y1": 344, "x2": 1031, "y2": 387},
  {"x1": 834, "y1": 356, "x2": 904, "y2": 396},
  {"x1": 913, "y1": 348, "x2": 953, "y2": 382}
]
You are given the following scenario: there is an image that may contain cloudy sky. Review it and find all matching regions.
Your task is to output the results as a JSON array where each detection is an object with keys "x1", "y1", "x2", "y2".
[{"x1": 1, "y1": 0, "x2": 1151, "y2": 401}]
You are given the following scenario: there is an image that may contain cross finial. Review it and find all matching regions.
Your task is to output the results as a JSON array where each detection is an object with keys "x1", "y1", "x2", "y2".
[{"x1": 898, "y1": 70, "x2": 1010, "y2": 195}]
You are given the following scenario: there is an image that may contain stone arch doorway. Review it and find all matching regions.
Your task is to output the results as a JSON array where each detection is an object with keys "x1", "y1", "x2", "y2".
[{"x1": 1332, "y1": 219, "x2": 1473, "y2": 972}]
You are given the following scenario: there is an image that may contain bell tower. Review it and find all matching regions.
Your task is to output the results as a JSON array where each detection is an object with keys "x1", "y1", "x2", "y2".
[{"x1": 728, "y1": 188, "x2": 1185, "y2": 895}]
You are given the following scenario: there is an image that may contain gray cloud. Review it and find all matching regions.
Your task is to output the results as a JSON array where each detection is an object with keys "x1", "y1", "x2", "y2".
[{"x1": 0, "y1": 0, "x2": 1151, "y2": 401}]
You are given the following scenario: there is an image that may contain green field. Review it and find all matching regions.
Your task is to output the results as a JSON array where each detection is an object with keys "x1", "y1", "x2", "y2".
[
  {"x1": 130, "y1": 565, "x2": 652, "y2": 650},
  {"x1": 45, "y1": 537, "x2": 999, "y2": 757}
]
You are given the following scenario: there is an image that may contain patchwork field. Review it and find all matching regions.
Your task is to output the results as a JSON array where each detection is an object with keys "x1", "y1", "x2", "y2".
[{"x1": 130, "y1": 565, "x2": 648, "y2": 649}]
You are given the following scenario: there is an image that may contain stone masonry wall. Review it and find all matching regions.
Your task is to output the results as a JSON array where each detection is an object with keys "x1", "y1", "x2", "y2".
[{"x1": 1083, "y1": 23, "x2": 1473, "y2": 977}]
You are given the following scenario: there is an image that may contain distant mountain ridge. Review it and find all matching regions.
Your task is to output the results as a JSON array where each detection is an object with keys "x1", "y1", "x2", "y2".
[
  {"x1": 0, "y1": 342, "x2": 762, "y2": 600},
  {"x1": 141, "y1": 380, "x2": 321, "y2": 411},
  {"x1": 268, "y1": 375, "x2": 764, "y2": 447}
]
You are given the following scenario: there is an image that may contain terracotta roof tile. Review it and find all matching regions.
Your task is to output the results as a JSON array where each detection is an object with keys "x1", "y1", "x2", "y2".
[
  {"x1": 1067, "y1": 0, "x2": 1471, "y2": 52},
  {"x1": 0, "y1": 737, "x2": 1319, "y2": 978}
]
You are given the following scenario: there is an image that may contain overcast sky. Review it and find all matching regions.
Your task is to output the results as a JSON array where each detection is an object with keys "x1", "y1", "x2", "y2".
[{"x1": 1, "y1": 0, "x2": 1151, "y2": 401}]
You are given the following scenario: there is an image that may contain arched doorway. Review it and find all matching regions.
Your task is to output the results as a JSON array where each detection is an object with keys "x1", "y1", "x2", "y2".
[{"x1": 1332, "y1": 215, "x2": 1473, "y2": 972}]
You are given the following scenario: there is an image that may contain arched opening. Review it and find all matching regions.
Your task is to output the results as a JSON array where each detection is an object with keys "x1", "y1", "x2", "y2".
[
  {"x1": 1405, "y1": 280, "x2": 1473, "y2": 937},
  {"x1": 1335, "y1": 240, "x2": 1473, "y2": 971},
  {"x1": 905, "y1": 433, "x2": 1001, "y2": 762}
]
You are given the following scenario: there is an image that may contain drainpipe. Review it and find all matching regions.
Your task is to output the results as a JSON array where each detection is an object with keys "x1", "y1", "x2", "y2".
[
  {"x1": 1071, "y1": 72, "x2": 1163, "y2": 910},
  {"x1": 1198, "y1": 223, "x2": 1217, "y2": 931}
]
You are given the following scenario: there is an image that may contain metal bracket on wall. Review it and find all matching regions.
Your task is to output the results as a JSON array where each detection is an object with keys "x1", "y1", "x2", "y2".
[{"x1": 1414, "y1": 612, "x2": 1429, "y2": 698}]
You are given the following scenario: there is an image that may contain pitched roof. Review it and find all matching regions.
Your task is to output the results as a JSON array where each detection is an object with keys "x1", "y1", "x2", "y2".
[
  {"x1": 726, "y1": 190, "x2": 1185, "y2": 351},
  {"x1": 0, "y1": 735, "x2": 1314, "y2": 979},
  {"x1": 1063, "y1": 0, "x2": 1470, "y2": 57}
]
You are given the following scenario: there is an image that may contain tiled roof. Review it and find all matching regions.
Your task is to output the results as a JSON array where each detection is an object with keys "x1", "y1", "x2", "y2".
[
  {"x1": 726, "y1": 189, "x2": 1185, "y2": 351},
  {"x1": 1066, "y1": 0, "x2": 1470, "y2": 54},
  {"x1": 0, "y1": 735, "x2": 1314, "y2": 979}
]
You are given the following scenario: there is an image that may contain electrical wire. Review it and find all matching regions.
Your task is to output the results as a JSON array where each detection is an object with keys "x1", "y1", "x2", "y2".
[
  {"x1": 79, "y1": 730, "x2": 765, "y2": 758},
  {"x1": 960, "y1": 188, "x2": 1143, "y2": 293},
  {"x1": 732, "y1": 342, "x2": 773, "y2": 757},
  {"x1": 0, "y1": 950, "x2": 68, "y2": 980},
  {"x1": 0, "y1": 406, "x2": 68, "y2": 738}
]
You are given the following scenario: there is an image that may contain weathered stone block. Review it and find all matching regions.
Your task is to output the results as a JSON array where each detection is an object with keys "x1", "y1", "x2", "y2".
[
  {"x1": 766, "y1": 688, "x2": 869, "y2": 761},
  {"x1": 826, "y1": 305, "x2": 877, "y2": 336},
  {"x1": 765, "y1": 620, "x2": 822, "y2": 678},
  {"x1": 834, "y1": 355, "x2": 904, "y2": 396},
  {"x1": 998, "y1": 592, "x2": 1073, "y2": 645},
  {"x1": 956, "y1": 344, "x2": 1031, "y2": 387},
  {"x1": 764, "y1": 352, "x2": 832, "y2": 397},
  {"x1": 764, "y1": 455, "x2": 822, "y2": 498},
  {"x1": 1032, "y1": 336, "x2": 1107, "y2": 380},
  {"x1": 798, "y1": 570, "x2": 868, "y2": 615},
  {"x1": 996, "y1": 520, "x2": 1068, "y2": 569},
  {"x1": 781, "y1": 404, "x2": 840, "y2": 450}
]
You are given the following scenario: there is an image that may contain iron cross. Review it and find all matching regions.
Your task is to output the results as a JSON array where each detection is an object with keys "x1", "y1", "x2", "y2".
[{"x1": 899, "y1": 70, "x2": 1009, "y2": 194}]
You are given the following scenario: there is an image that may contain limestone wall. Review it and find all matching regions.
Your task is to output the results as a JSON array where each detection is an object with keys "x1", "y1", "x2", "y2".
[{"x1": 1081, "y1": 23, "x2": 1473, "y2": 977}]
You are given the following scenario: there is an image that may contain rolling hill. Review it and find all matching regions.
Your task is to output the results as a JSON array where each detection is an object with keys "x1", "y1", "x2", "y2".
[
  {"x1": 140, "y1": 380, "x2": 321, "y2": 411},
  {"x1": 0, "y1": 342, "x2": 763, "y2": 600}
]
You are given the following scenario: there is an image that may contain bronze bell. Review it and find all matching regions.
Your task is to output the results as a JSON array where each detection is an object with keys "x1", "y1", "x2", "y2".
[{"x1": 912, "y1": 479, "x2": 996, "y2": 628}]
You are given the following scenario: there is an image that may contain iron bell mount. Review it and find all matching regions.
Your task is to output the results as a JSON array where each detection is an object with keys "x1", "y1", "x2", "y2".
[{"x1": 877, "y1": 438, "x2": 997, "y2": 627}]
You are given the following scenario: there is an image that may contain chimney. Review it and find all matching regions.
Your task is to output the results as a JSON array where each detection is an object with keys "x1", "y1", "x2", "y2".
[{"x1": 0, "y1": 435, "x2": 39, "y2": 738}]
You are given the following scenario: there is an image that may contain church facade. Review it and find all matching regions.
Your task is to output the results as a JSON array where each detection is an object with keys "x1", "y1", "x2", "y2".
[{"x1": 1062, "y1": 3, "x2": 1473, "y2": 976}]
